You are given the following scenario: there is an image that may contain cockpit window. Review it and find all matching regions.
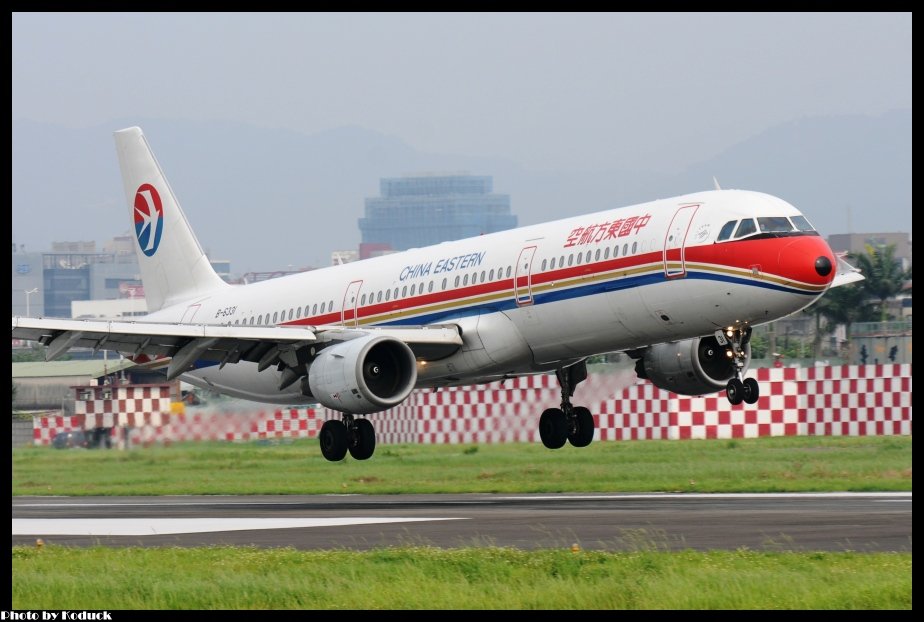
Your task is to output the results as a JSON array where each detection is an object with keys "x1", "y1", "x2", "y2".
[
  {"x1": 757, "y1": 217, "x2": 794, "y2": 233},
  {"x1": 790, "y1": 215, "x2": 816, "y2": 232},
  {"x1": 734, "y1": 218, "x2": 757, "y2": 238},
  {"x1": 717, "y1": 220, "x2": 737, "y2": 242}
]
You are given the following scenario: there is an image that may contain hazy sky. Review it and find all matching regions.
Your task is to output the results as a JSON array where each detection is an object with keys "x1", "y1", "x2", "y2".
[{"x1": 12, "y1": 12, "x2": 911, "y2": 173}]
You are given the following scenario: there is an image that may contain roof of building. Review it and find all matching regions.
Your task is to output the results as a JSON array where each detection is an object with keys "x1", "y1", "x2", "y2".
[{"x1": 12, "y1": 359, "x2": 136, "y2": 379}]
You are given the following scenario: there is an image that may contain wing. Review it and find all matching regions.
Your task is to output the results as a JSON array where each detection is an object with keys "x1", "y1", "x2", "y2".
[
  {"x1": 11, "y1": 317, "x2": 463, "y2": 380},
  {"x1": 829, "y1": 253, "x2": 865, "y2": 288}
]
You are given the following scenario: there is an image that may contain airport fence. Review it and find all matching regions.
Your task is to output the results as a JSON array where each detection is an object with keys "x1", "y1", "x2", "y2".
[{"x1": 30, "y1": 364, "x2": 911, "y2": 446}]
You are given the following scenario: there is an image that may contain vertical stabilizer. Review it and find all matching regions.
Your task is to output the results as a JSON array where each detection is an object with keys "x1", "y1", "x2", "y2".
[{"x1": 114, "y1": 127, "x2": 228, "y2": 311}]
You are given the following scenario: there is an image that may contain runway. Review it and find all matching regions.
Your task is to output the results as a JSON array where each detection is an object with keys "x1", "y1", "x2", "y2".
[{"x1": 12, "y1": 492, "x2": 911, "y2": 552}]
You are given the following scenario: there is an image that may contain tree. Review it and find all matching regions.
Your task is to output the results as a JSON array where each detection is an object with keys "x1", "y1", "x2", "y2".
[
  {"x1": 852, "y1": 243, "x2": 911, "y2": 321},
  {"x1": 807, "y1": 282, "x2": 876, "y2": 360}
]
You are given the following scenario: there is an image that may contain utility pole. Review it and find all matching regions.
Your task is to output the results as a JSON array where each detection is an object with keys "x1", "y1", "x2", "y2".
[{"x1": 24, "y1": 288, "x2": 38, "y2": 317}]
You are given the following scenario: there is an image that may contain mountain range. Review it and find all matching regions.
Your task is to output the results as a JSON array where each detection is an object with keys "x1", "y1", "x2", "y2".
[{"x1": 12, "y1": 109, "x2": 910, "y2": 273}]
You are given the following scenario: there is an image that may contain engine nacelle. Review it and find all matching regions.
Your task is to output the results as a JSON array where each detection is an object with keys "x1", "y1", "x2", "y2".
[
  {"x1": 307, "y1": 335, "x2": 417, "y2": 414},
  {"x1": 640, "y1": 336, "x2": 751, "y2": 396}
]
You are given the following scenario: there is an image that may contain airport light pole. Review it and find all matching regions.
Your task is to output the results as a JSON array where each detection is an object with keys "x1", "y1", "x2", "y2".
[{"x1": 24, "y1": 288, "x2": 38, "y2": 317}]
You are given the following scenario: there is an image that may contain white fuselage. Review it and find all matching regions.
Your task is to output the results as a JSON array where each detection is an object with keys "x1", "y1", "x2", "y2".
[{"x1": 146, "y1": 189, "x2": 834, "y2": 403}]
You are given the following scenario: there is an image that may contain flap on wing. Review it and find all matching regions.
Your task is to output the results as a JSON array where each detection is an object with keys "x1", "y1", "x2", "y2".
[{"x1": 11, "y1": 317, "x2": 463, "y2": 376}]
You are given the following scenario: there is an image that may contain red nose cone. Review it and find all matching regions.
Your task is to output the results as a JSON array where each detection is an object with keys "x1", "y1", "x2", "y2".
[{"x1": 777, "y1": 237, "x2": 835, "y2": 285}]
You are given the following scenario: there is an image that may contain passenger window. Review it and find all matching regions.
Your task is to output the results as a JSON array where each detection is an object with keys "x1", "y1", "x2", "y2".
[
  {"x1": 595, "y1": 249, "x2": 601, "y2": 262},
  {"x1": 489, "y1": 268, "x2": 495, "y2": 280},
  {"x1": 613, "y1": 245, "x2": 619, "y2": 258},
  {"x1": 568, "y1": 254, "x2": 574, "y2": 266},
  {"x1": 717, "y1": 220, "x2": 737, "y2": 241},
  {"x1": 288, "y1": 309, "x2": 293, "y2": 321},
  {"x1": 410, "y1": 284, "x2": 416, "y2": 296},
  {"x1": 576, "y1": 252, "x2": 583, "y2": 265},
  {"x1": 463, "y1": 274, "x2": 469, "y2": 286},
  {"x1": 734, "y1": 219, "x2": 757, "y2": 238},
  {"x1": 377, "y1": 291, "x2": 382, "y2": 303},
  {"x1": 622, "y1": 244, "x2": 628, "y2": 256},
  {"x1": 442, "y1": 278, "x2": 447, "y2": 290},
  {"x1": 631, "y1": 242, "x2": 637, "y2": 254},
  {"x1": 312, "y1": 304, "x2": 318, "y2": 315},
  {"x1": 586, "y1": 250, "x2": 592, "y2": 263},
  {"x1": 480, "y1": 270, "x2": 486, "y2": 282},
  {"x1": 296, "y1": 307, "x2": 302, "y2": 318},
  {"x1": 506, "y1": 266, "x2": 512, "y2": 278},
  {"x1": 385, "y1": 289, "x2": 391, "y2": 301},
  {"x1": 559, "y1": 255, "x2": 565, "y2": 267},
  {"x1": 272, "y1": 312, "x2": 278, "y2": 324},
  {"x1": 454, "y1": 276, "x2": 460, "y2": 287},
  {"x1": 361, "y1": 294, "x2": 367, "y2": 305},
  {"x1": 250, "y1": 317, "x2": 255, "y2": 325},
  {"x1": 428, "y1": 281, "x2": 434, "y2": 293},
  {"x1": 604, "y1": 247, "x2": 610, "y2": 260},
  {"x1": 541, "y1": 259, "x2": 547, "y2": 271},
  {"x1": 393, "y1": 288, "x2": 398, "y2": 300}
]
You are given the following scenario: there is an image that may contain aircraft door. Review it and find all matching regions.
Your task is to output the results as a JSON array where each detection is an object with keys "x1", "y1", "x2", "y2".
[
  {"x1": 341, "y1": 280, "x2": 363, "y2": 327},
  {"x1": 180, "y1": 303, "x2": 201, "y2": 323},
  {"x1": 514, "y1": 246, "x2": 537, "y2": 306},
  {"x1": 663, "y1": 204, "x2": 700, "y2": 277}
]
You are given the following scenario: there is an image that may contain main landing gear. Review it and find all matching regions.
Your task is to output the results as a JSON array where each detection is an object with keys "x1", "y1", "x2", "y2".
[
  {"x1": 539, "y1": 362, "x2": 596, "y2": 450},
  {"x1": 319, "y1": 414, "x2": 376, "y2": 461},
  {"x1": 718, "y1": 326, "x2": 760, "y2": 406}
]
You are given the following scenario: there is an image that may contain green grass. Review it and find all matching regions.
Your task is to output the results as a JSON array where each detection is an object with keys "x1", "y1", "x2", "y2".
[
  {"x1": 12, "y1": 436, "x2": 911, "y2": 495},
  {"x1": 11, "y1": 545, "x2": 911, "y2": 609}
]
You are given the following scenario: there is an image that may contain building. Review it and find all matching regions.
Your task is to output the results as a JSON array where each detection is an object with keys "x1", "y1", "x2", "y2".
[
  {"x1": 358, "y1": 174, "x2": 517, "y2": 251},
  {"x1": 828, "y1": 232, "x2": 912, "y2": 268},
  {"x1": 11, "y1": 237, "x2": 232, "y2": 317},
  {"x1": 12, "y1": 359, "x2": 138, "y2": 411},
  {"x1": 72, "y1": 298, "x2": 148, "y2": 320},
  {"x1": 11, "y1": 240, "x2": 141, "y2": 318}
]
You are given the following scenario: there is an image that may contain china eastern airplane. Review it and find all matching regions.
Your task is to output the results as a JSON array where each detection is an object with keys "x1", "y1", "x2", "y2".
[{"x1": 11, "y1": 127, "x2": 863, "y2": 461}]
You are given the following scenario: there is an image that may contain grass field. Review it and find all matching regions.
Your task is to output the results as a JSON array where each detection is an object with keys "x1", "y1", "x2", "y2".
[
  {"x1": 11, "y1": 545, "x2": 911, "y2": 609},
  {"x1": 12, "y1": 435, "x2": 911, "y2": 496}
]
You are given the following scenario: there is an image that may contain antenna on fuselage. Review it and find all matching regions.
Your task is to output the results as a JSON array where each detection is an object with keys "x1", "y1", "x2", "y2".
[{"x1": 712, "y1": 177, "x2": 722, "y2": 191}]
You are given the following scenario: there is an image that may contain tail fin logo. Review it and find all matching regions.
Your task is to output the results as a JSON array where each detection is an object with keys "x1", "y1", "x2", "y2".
[{"x1": 134, "y1": 183, "x2": 164, "y2": 257}]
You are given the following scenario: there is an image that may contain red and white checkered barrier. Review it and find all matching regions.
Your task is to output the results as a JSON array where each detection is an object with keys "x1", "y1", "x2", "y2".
[
  {"x1": 33, "y1": 364, "x2": 911, "y2": 446},
  {"x1": 321, "y1": 364, "x2": 911, "y2": 443}
]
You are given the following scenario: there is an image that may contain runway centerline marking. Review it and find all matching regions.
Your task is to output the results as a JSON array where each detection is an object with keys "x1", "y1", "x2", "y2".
[{"x1": 12, "y1": 517, "x2": 466, "y2": 536}]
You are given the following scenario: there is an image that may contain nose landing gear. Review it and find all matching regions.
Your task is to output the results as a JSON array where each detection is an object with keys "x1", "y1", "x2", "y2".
[{"x1": 718, "y1": 326, "x2": 759, "y2": 405}]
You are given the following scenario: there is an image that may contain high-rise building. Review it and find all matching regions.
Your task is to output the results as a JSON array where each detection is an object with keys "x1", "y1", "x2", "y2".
[{"x1": 358, "y1": 174, "x2": 517, "y2": 251}]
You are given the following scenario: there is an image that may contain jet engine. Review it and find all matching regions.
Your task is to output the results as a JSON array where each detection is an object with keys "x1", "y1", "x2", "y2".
[
  {"x1": 637, "y1": 336, "x2": 751, "y2": 396},
  {"x1": 307, "y1": 335, "x2": 417, "y2": 414}
]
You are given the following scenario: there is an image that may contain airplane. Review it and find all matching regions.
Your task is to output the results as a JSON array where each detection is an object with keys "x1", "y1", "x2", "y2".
[{"x1": 11, "y1": 127, "x2": 863, "y2": 462}]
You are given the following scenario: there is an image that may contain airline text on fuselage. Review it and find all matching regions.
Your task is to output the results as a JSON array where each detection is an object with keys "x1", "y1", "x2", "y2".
[{"x1": 399, "y1": 251, "x2": 487, "y2": 281}]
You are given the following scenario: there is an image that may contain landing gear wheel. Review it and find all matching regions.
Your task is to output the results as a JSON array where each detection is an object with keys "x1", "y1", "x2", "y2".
[
  {"x1": 725, "y1": 378, "x2": 744, "y2": 406},
  {"x1": 726, "y1": 378, "x2": 744, "y2": 405},
  {"x1": 568, "y1": 406, "x2": 595, "y2": 448},
  {"x1": 742, "y1": 378, "x2": 760, "y2": 404},
  {"x1": 319, "y1": 420, "x2": 348, "y2": 461},
  {"x1": 349, "y1": 418, "x2": 376, "y2": 460},
  {"x1": 539, "y1": 408, "x2": 568, "y2": 449}
]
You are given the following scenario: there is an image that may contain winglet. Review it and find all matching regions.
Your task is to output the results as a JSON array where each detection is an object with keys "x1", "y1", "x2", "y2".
[{"x1": 829, "y1": 252, "x2": 865, "y2": 288}]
